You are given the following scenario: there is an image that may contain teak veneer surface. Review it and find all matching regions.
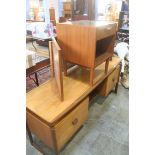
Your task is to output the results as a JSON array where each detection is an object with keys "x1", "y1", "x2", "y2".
[{"x1": 26, "y1": 57, "x2": 120, "y2": 125}]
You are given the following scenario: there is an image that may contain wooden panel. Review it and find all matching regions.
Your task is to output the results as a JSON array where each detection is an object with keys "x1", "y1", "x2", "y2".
[
  {"x1": 96, "y1": 23, "x2": 117, "y2": 40},
  {"x1": 54, "y1": 97, "x2": 89, "y2": 150},
  {"x1": 56, "y1": 24, "x2": 67, "y2": 60},
  {"x1": 49, "y1": 38, "x2": 64, "y2": 101},
  {"x1": 26, "y1": 112, "x2": 54, "y2": 149},
  {"x1": 57, "y1": 23, "x2": 96, "y2": 68},
  {"x1": 26, "y1": 57, "x2": 121, "y2": 124},
  {"x1": 99, "y1": 65, "x2": 120, "y2": 96}
]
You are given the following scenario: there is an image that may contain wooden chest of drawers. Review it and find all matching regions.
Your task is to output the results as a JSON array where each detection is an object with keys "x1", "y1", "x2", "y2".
[{"x1": 27, "y1": 97, "x2": 89, "y2": 153}]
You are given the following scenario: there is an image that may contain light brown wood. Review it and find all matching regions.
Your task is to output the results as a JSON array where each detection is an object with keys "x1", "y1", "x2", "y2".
[
  {"x1": 99, "y1": 65, "x2": 120, "y2": 96},
  {"x1": 49, "y1": 38, "x2": 64, "y2": 101},
  {"x1": 26, "y1": 112, "x2": 54, "y2": 149},
  {"x1": 56, "y1": 20, "x2": 117, "y2": 85},
  {"x1": 96, "y1": 23, "x2": 117, "y2": 40},
  {"x1": 26, "y1": 57, "x2": 121, "y2": 125},
  {"x1": 105, "y1": 57, "x2": 110, "y2": 74},
  {"x1": 90, "y1": 68, "x2": 94, "y2": 86},
  {"x1": 49, "y1": 41, "x2": 54, "y2": 77},
  {"x1": 54, "y1": 97, "x2": 89, "y2": 150}
]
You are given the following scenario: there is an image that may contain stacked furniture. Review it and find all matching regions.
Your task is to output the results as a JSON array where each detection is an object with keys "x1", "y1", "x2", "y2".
[{"x1": 26, "y1": 22, "x2": 120, "y2": 155}]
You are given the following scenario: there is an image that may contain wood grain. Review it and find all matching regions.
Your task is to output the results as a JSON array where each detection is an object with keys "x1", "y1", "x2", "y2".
[
  {"x1": 56, "y1": 21, "x2": 117, "y2": 85},
  {"x1": 54, "y1": 97, "x2": 89, "y2": 150},
  {"x1": 49, "y1": 38, "x2": 64, "y2": 101},
  {"x1": 99, "y1": 65, "x2": 120, "y2": 96},
  {"x1": 26, "y1": 57, "x2": 121, "y2": 125},
  {"x1": 26, "y1": 112, "x2": 54, "y2": 149}
]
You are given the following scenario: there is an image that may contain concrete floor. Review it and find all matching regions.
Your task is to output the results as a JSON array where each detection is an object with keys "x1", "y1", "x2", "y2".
[{"x1": 27, "y1": 85, "x2": 129, "y2": 155}]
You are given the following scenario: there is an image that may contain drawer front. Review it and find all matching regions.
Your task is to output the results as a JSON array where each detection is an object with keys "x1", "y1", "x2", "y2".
[
  {"x1": 54, "y1": 97, "x2": 89, "y2": 150},
  {"x1": 99, "y1": 65, "x2": 120, "y2": 96},
  {"x1": 96, "y1": 24, "x2": 117, "y2": 40},
  {"x1": 106, "y1": 66, "x2": 120, "y2": 95}
]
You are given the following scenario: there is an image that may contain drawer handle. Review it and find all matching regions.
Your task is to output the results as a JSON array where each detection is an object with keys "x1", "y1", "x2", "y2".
[
  {"x1": 112, "y1": 78, "x2": 115, "y2": 82},
  {"x1": 72, "y1": 118, "x2": 78, "y2": 126}
]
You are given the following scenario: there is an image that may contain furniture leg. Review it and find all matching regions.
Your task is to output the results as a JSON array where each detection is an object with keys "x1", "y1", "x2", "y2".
[
  {"x1": 114, "y1": 82, "x2": 119, "y2": 94},
  {"x1": 34, "y1": 72, "x2": 39, "y2": 86},
  {"x1": 115, "y1": 64, "x2": 121, "y2": 94},
  {"x1": 32, "y1": 40, "x2": 37, "y2": 52},
  {"x1": 63, "y1": 61, "x2": 68, "y2": 76},
  {"x1": 90, "y1": 68, "x2": 94, "y2": 86},
  {"x1": 28, "y1": 74, "x2": 39, "y2": 86},
  {"x1": 105, "y1": 58, "x2": 110, "y2": 74}
]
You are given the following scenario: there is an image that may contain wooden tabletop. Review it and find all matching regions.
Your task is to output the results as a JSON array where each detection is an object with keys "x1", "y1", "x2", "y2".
[{"x1": 26, "y1": 56, "x2": 120, "y2": 125}]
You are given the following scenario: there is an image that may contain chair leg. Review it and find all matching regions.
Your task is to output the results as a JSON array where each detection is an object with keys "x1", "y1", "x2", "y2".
[{"x1": 90, "y1": 68, "x2": 94, "y2": 86}]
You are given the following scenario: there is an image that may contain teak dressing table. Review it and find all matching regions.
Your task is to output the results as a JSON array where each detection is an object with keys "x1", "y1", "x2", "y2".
[
  {"x1": 56, "y1": 20, "x2": 117, "y2": 86},
  {"x1": 26, "y1": 56, "x2": 121, "y2": 155}
]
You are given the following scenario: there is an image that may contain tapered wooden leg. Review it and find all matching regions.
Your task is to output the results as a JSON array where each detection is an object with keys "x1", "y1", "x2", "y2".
[
  {"x1": 90, "y1": 68, "x2": 94, "y2": 86},
  {"x1": 105, "y1": 58, "x2": 110, "y2": 74},
  {"x1": 63, "y1": 61, "x2": 67, "y2": 76}
]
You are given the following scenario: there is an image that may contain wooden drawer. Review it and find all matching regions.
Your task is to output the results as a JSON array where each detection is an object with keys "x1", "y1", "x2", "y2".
[
  {"x1": 99, "y1": 65, "x2": 120, "y2": 96},
  {"x1": 54, "y1": 97, "x2": 89, "y2": 150},
  {"x1": 96, "y1": 24, "x2": 117, "y2": 40}
]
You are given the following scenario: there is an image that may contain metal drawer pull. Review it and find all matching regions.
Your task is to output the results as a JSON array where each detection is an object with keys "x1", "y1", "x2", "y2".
[{"x1": 72, "y1": 118, "x2": 78, "y2": 125}]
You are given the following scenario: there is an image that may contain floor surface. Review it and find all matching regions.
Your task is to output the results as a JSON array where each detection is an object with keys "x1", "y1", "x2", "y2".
[{"x1": 26, "y1": 85, "x2": 129, "y2": 155}]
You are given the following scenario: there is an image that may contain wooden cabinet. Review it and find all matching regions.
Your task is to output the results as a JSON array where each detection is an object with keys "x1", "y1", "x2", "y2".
[
  {"x1": 27, "y1": 97, "x2": 89, "y2": 153},
  {"x1": 57, "y1": 20, "x2": 117, "y2": 86},
  {"x1": 99, "y1": 65, "x2": 120, "y2": 96},
  {"x1": 26, "y1": 57, "x2": 121, "y2": 155}
]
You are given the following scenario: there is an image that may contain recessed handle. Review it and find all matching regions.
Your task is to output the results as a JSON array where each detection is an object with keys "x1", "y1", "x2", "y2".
[{"x1": 72, "y1": 118, "x2": 78, "y2": 126}]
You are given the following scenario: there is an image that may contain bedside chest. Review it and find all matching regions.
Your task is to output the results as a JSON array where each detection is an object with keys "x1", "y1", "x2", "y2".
[{"x1": 56, "y1": 20, "x2": 117, "y2": 86}]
